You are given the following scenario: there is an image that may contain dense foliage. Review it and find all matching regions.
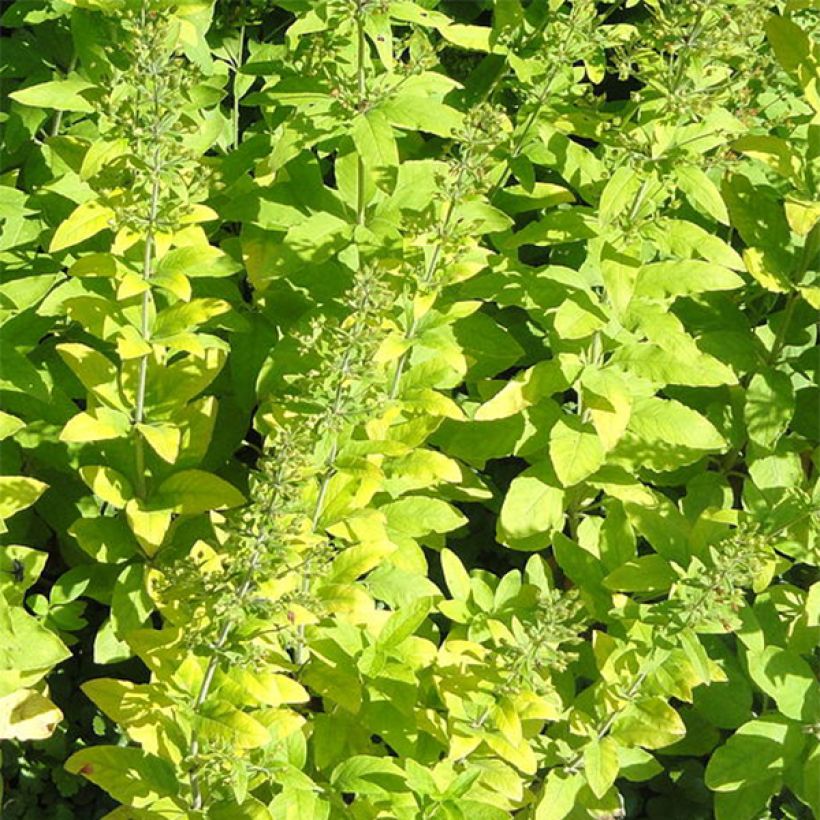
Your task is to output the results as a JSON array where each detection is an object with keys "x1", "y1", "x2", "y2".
[{"x1": 1, "y1": 0, "x2": 818, "y2": 818}]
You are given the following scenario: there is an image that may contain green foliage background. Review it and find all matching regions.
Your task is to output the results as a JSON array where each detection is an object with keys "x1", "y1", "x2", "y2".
[{"x1": 0, "y1": 0, "x2": 818, "y2": 818}]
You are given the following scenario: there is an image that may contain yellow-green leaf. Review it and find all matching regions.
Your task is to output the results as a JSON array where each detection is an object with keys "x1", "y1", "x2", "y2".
[
  {"x1": 549, "y1": 419, "x2": 605, "y2": 487},
  {"x1": 0, "y1": 689, "x2": 62, "y2": 741},
  {"x1": 60, "y1": 407, "x2": 131, "y2": 443},
  {"x1": 137, "y1": 423, "x2": 181, "y2": 463},
  {"x1": 196, "y1": 700, "x2": 270, "y2": 750},
  {"x1": 79, "y1": 466, "x2": 134, "y2": 509},
  {"x1": 611, "y1": 696, "x2": 686, "y2": 749},
  {"x1": 65, "y1": 746, "x2": 178, "y2": 807},
  {"x1": 0, "y1": 476, "x2": 48, "y2": 521},
  {"x1": 155, "y1": 470, "x2": 245, "y2": 515},
  {"x1": 0, "y1": 412, "x2": 24, "y2": 441},
  {"x1": 10, "y1": 79, "x2": 94, "y2": 112},
  {"x1": 50, "y1": 200, "x2": 115, "y2": 252},
  {"x1": 125, "y1": 501, "x2": 173, "y2": 557},
  {"x1": 56, "y1": 343, "x2": 123, "y2": 409},
  {"x1": 674, "y1": 166, "x2": 729, "y2": 224},
  {"x1": 584, "y1": 736, "x2": 620, "y2": 799},
  {"x1": 498, "y1": 463, "x2": 565, "y2": 546}
]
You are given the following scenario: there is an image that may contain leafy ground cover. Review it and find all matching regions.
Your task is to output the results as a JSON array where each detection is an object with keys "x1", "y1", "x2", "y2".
[{"x1": 0, "y1": 1, "x2": 818, "y2": 818}]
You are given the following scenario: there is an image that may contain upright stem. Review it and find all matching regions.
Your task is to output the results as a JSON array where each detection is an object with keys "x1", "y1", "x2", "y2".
[
  {"x1": 627, "y1": 178, "x2": 650, "y2": 223},
  {"x1": 388, "y1": 28, "x2": 566, "y2": 400},
  {"x1": 51, "y1": 57, "x2": 78, "y2": 137},
  {"x1": 564, "y1": 553, "x2": 747, "y2": 775},
  {"x1": 188, "y1": 551, "x2": 261, "y2": 811},
  {"x1": 133, "y1": 74, "x2": 163, "y2": 500},
  {"x1": 233, "y1": 23, "x2": 246, "y2": 150},
  {"x1": 767, "y1": 293, "x2": 798, "y2": 367},
  {"x1": 767, "y1": 225, "x2": 817, "y2": 365},
  {"x1": 293, "y1": 336, "x2": 359, "y2": 666},
  {"x1": 191, "y1": 7, "x2": 374, "y2": 800},
  {"x1": 188, "y1": 456, "x2": 293, "y2": 808},
  {"x1": 355, "y1": 3, "x2": 368, "y2": 226},
  {"x1": 388, "y1": 161, "x2": 467, "y2": 400},
  {"x1": 295, "y1": 3, "x2": 369, "y2": 663}
]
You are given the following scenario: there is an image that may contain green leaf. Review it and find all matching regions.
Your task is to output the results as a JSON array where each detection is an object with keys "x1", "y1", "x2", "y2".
[
  {"x1": 502, "y1": 209, "x2": 597, "y2": 248},
  {"x1": 56, "y1": 343, "x2": 123, "y2": 409},
  {"x1": 549, "y1": 418, "x2": 605, "y2": 487},
  {"x1": 125, "y1": 503, "x2": 172, "y2": 558},
  {"x1": 379, "y1": 95, "x2": 463, "y2": 138},
  {"x1": 0, "y1": 689, "x2": 62, "y2": 741},
  {"x1": 110, "y1": 563, "x2": 152, "y2": 649},
  {"x1": 352, "y1": 108, "x2": 398, "y2": 188},
  {"x1": 599, "y1": 480, "x2": 691, "y2": 564},
  {"x1": 766, "y1": 15, "x2": 820, "y2": 112},
  {"x1": 196, "y1": 700, "x2": 270, "y2": 750},
  {"x1": 439, "y1": 23, "x2": 492, "y2": 52},
  {"x1": 705, "y1": 715, "x2": 803, "y2": 792},
  {"x1": 440, "y1": 548, "x2": 471, "y2": 600},
  {"x1": 60, "y1": 407, "x2": 131, "y2": 443},
  {"x1": 613, "y1": 341, "x2": 737, "y2": 388},
  {"x1": 584, "y1": 736, "x2": 620, "y2": 799},
  {"x1": 79, "y1": 466, "x2": 134, "y2": 509},
  {"x1": 9, "y1": 79, "x2": 95, "y2": 112},
  {"x1": 331, "y1": 755, "x2": 406, "y2": 797},
  {"x1": 534, "y1": 770, "x2": 584, "y2": 820},
  {"x1": 155, "y1": 244, "x2": 241, "y2": 279},
  {"x1": 65, "y1": 746, "x2": 178, "y2": 807},
  {"x1": 155, "y1": 470, "x2": 245, "y2": 515},
  {"x1": 553, "y1": 294, "x2": 607, "y2": 340},
  {"x1": 745, "y1": 646, "x2": 820, "y2": 721},
  {"x1": 662, "y1": 219, "x2": 744, "y2": 270},
  {"x1": 0, "y1": 597, "x2": 71, "y2": 681},
  {"x1": 604, "y1": 555, "x2": 678, "y2": 593},
  {"x1": 50, "y1": 200, "x2": 114, "y2": 252},
  {"x1": 69, "y1": 517, "x2": 139, "y2": 563},
  {"x1": 0, "y1": 412, "x2": 24, "y2": 441},
  {"x1": 498, "y1": 462, "x2": 565, "y2": 546},
  {"x1": 745, "y1": 370, "x2": 794, "y2": 450},
  {"x1": 0, "y1": 477, "x2": 47, "y2": 520},
  {"x1": 580, "y1": 367, "x2": 632, "y2": 452},
  {"x1": 324, "y1": 541, "x2": 395, "y2": 585},
  {"x1": 475, "y1": 358, "x2": 578, "y2": 421},
  {"x1": 382, "y1": 496, "x2": 466, "y2": 538},
  {"x1": 635, "y1": 261, "x2": 743, "y2": 299},
  {"x1": 613, "y1": 397, "x2": 726, "y2": 471},
  {"x1": 137, "y1": 423, "x2": 181, "y2": 463},
  {"x1": 714, "y1": 779, "x2": 783, "y2": 820},
  {"x1": 81, "y1": 678, "x2": 172, "y2": 733},
  {"x1": 611, "y1": 697, "x2": 686, "y2": 749},
  {"x1": 674, "y1": 166, "x2": 729, "y2": 224},
  {"x1": 0, "y1": 547, "x2": 47, "y2": 605},
  {"x1": 376, "y1": 597, "x2": 432, "y2": 650},
  {"x1": 599, "y1": 166, "x2": 641, "y2": 226},
  {"x1": 151, "y1": 298, "x2": 232, "y2": 340}
]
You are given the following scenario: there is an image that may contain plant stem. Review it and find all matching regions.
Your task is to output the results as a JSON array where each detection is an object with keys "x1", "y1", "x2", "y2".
[
  {"x1": 564, "y1": 548, "x2": 748, "y2": 775},
  {"x1": 233, "y1": 23, "x2": 246, "y2": 150},
  {"x1": 191, "y1": 4, "x2": 374, "y2": 795},
  {"x1": 188, "y1": 550, "x2": 261, "y2": 810},
  {"x1": 627, "y1": 178, "x2": 650, "y2": 223},
  {"x1": 388, "y1": 158, "x2": 467, "y2": 399},
  {"x1": 388, "y1": 20, "x2": 572, "y2": 399},
  {"x1": 50, "y1": 57, "x2": 78, "y2": 137},
  {"x1": 293, "y1": 334, "x2": 359, "y2": 665},
  {"x1": 767, "y1": 292, "x2": 798, "y2": 367},
  {"x1": 133, "y1": 61, "x2": 163, "y2": 500},
  {"x1": 292, "y1": 1, "x2": 372, "y2": 661},
  {"x1": 355, "y1": 2, "x2": 367, "y2": 226}
]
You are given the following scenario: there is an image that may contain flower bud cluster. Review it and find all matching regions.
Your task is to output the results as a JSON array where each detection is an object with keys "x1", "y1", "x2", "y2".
[{"x1": 95, "y1": 2, "x2": 206, "y2": 232}]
